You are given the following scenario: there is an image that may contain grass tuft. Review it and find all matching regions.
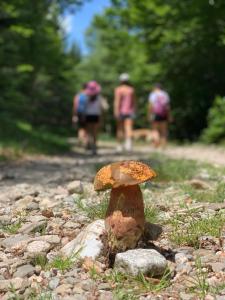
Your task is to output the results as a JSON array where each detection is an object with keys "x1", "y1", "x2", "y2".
[
  {"x1": 180, "y1": 181, "x2": 225, "y2": 203},
  {"x1": 74, "y1": 195, "x2": 109, "y2": 220},
  {"x1": 1, "y1": 221, "x2": 22, "y2": 234},
  {"x1": 144, "y1": 205, "x2": 159, "y2": 223},
  {"x1": 168, "y1": 212, "x2": 225, "y2": 248},
  {"x1": 90, "y1": 269, "x2": 171, "y2": 299}
]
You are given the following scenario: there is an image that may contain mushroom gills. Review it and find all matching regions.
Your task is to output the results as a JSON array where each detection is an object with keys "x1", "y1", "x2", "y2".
[{"x1": 105, "y1": 185, "x2": 145, "y2": 251}]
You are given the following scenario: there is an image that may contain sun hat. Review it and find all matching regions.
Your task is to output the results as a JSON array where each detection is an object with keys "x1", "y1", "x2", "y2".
[
  {"x1": 119, "y1": 73, "x2": 130, "y2": 82},
  {"x1": 85, "y1": 81, "x2": 101, "y2": 96}
]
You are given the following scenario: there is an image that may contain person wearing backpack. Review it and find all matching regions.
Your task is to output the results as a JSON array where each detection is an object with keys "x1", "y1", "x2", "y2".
[
  {"x1": 85, "y1": 81, "x2": 103, "y2": 155},
  {"x1": 148, "y1": 83, "x2": 171, "y2": 148},
  {"x1": 72, "y1": 83, "x2": 88, "y2": 146}
]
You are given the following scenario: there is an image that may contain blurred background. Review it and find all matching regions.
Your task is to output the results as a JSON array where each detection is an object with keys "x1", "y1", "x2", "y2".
[{"x1": 0, "y1": 0, "x2": 225, "y2": 156}]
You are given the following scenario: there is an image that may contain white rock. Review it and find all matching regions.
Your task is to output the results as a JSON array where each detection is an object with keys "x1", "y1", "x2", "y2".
[
  {"x1": 15, "y1": 195, "x2": 34, "y2": 210},
  {"x1": 39, "y1": 198, "x2": 59, "y2": 210},
  {"x1": 13, "y1": 264, "x2": 35, "y2": 278},
  {"x1": 0, "y1": 278, "x2": 28, "y2": 291},
  {"x1": 1, "y1": 234, "x2": 31, "y2": 248},
  {"x1": 34, "y1": 235, "x2": 61, "y2": 244},
  {"x1": 60, "y1": 219, "x2": 105, "y2": 259},
  {"x1": 27, "y1": 241, "x2": 51, "y2": 253},
  {"x1": 67, "y1": 180, "x2": 83, "y2": 194},
  {"x1": 18, "y1": 221, "x2": 47, "y2": 234},
  {"x1": 114, "y1": 249, "x2": 168, "y2": 276}
]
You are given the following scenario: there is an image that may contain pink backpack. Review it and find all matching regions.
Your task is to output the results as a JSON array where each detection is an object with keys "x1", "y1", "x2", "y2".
[{"x1": 152, "y1": 93, "x2": 168, "y2": 117}]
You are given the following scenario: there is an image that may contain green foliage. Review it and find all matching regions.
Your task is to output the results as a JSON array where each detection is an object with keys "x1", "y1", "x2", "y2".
[
  {"x1": 80, "y1": 0, "x2": 225, "y2": 140},
  {"x1": 0, "y1": 0, "x2": 84, "y2": 153},
  {"x1": 74, "y1": 195, "x2": 109, "y2": 220},
  {"x1": 90, "y1": 269, "x2": 171, "y2": 299},
  {"x1": 31, "y1": 254, "x2": 48, "y2": 269},
  {"x1": 169, "y1": 212, "x2": 225, "y2": 248},
  {"x1": 144, "y1": 205, "x2": 159, "y2": 223},
  {"x1": 150, "y1": 154, "x2": 198, "y2": 182},
  {"x1": 47, "y1": 253, "x2": 80, "y2": 271},
  {"x1": 201, "y1": 96, "x2": 225, "y2": 143},
  {"x1": 1, "y1": 222, "x2": 22, "y2": 234},
  {"x1": 0, "y1": 116, "x2": 70, "y2": 155},
  {"x1": 180, "y1": 181, "x2": 225, "y2": 203}
]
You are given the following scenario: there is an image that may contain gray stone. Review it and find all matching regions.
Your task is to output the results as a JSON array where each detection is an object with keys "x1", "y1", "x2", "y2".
[
  {"x1": 176, "y1": 263, "x2": 192, "y2": 274},
  {"x1": 27, "y1": 202, "x2": 39, "y2": 210},
  {"x1": 60, "y1": 219, "x2": 105, "y2": 259},
  {"x1": 114, "y1": 249, "x2": 167, "y2": 276},
  {"x1": 210, "y1": 262, "x2": 225, "y2": 272},
  {"x1": 179, "y1": 292, "x2": 195, "y2": 300},
  {"x1": 1, "y1": 234, "x2": 31, "y2": 248},
  {"x1": 18, "y1": 221, "x2": 47, "y2": 234},
  {"x1": 175, "y1": 253, "x2": 189, "y2": 264},
  {"x1": 0, "y1": 215, "x2": 12, "y2": 225},
  {"x1": 98, "y1": 283, "x2": 111, "y2": 291},
  {"x1": 49, "y1": 277, "x2": 60, "y2": 289},
  {"x1": 34, "y1": 235, "x2": 60, "y2": 244},
  {"x1": 81, "y1": 279, "x2": 95, "y2": 291},
  {"x1": 67, "y1": 180, "x2": 83, "y2": 194},
  {"x1": 26, "y1": 215, "x2": 47, "y2": 223},
  {"x1": 13, "y1": 264, "x2": 34, "y2": 278},
  {"x1": 55, "y1": 283, "x2": 72, "y2": 295},
  {"x1": 15, "y1": 195, "x2": 34, "y2": 210},
  {"x1": 64, "y1": 221, "x2": 80, "y2": 229},
  {"x1": 144, "y1": 222, "x2": 163, "y2": 240},
  {"x1": 99, "y1": 291, "x2": 113, "y2": 300},
  {"x1": 27, "y1": 240, "x2": 51, "y2": 253},
  {"x1": 0, "y1": 278, "x2": 28, "y2": 291},
  {"x1": 39, "y1": 197, "x2": 59, "y2": 210},
  {"x1": 64, "y1": 276, "x2": 75, "y2": 285}
]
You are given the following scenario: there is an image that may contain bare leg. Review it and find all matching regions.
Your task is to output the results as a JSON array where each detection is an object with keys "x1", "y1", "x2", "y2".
[
  {"x1": 124, "y1": 118, "x2": 133, "y2": 151},
  {"x1": 151, "y1": 122, "x2": 160, "y2": 148},
  {"x1": 78, "y1": 128, "x2": 87, "y2": 146},
  {"x1": 116, "y1": 119, "x2": 124, "y2": 151},
  {"x1": 158, "y1": 121, "x2": 168, "y2": 148}
]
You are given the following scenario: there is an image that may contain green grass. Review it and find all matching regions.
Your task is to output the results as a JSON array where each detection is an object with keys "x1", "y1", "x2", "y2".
[
  {"x1": 144, "y1": 205, "x2": 159, "y2": 223},
  {"x1": 149, "y1": 153, "x2": 225, "y2": 182},
  {"x1": 180, "y1": 181, "x2": 225, "y2": 203},
  {"x1": 90, "y1": 269, "x2": 171, "y2": 299},
  {"x1": 149, "y1": 154, "x2": 198, "y2": 182},
  {"x1": 74, "y1": 195, "x2": 109, "y2": 220},
  {"x1": 47, "y1": 255, "x2": 76, "y2": 272},
  {"x1": 0, "y1": 117, "x2": 70, "y2": 156},
  {"x1": 0, "y1": 221, "x2": 22, "y2": 234},
  {"x1": 188, "y1": 257, "x2": 225, "y2": 299},
  {"x1": 168, "y1": 212, "x2": 225, "y2": 248},
  {"x1": 31, "y1": 254, "x2": 48, "y2": 269}
]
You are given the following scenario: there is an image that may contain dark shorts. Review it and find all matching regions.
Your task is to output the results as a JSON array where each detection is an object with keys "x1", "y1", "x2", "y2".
[
  {"x1": 86, "y1": 115, "x2": 100, "y2": 123},
  {"x1": 152, "y1": 114, "x2": 168, "y2": 122},
  {"x1": 77, "y1": 113, "x2": 86, "y2": 128},
  {"x1": 119, "y1": 114, "x2": 135, "y2": 120}
]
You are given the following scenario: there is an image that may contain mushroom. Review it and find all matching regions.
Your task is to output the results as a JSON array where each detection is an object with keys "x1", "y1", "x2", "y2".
[{"x1": 94, "y1": 160, "x2": 156, "y2": 252}]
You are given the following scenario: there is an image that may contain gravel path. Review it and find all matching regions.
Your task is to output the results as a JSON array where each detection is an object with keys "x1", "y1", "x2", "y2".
[
  {"x1": 0, "y1": 141, "x2": 225, "y2": 299},
  {"x1": 0, "y1": 142, "x2": 224, "y2": 189}
]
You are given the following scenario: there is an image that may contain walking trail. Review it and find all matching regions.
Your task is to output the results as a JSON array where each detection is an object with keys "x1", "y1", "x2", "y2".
[{"x1": 0, "y1": 141, "x2": 224, "y2": 189}]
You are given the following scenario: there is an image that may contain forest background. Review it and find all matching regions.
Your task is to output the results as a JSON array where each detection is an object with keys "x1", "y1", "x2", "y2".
[{"x1": 1, "y1": 0, "x2": 225, "y2": 154}]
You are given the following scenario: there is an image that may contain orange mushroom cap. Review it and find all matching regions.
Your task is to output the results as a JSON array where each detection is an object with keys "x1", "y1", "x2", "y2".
[{"x1": 94, "y1": 160, "x2": 156, "y2": 191}]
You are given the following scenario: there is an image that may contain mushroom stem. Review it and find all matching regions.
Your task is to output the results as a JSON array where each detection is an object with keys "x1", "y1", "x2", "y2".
[{"x1": 105, "y1": 185, "x2": 145, "y2": 251}]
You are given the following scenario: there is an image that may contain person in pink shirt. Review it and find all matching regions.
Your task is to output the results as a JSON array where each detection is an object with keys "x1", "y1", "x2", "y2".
[{"x1": 114, "y1": 73, "x2": 136, "y2": 151}]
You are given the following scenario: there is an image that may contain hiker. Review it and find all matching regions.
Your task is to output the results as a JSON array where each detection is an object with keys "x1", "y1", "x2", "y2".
[
  {"x1": 148, "y1": 83, "x2": 171, "y2": 148},
  {"x1": 72, "y1": 83, "x2": 88, "y2": 146},
  {"x1": 85, "y1": 81, "x2": 103, "y2": 155},
  {"x1": 114, "y1": 73, "x2": 136, "y2": 152}
]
